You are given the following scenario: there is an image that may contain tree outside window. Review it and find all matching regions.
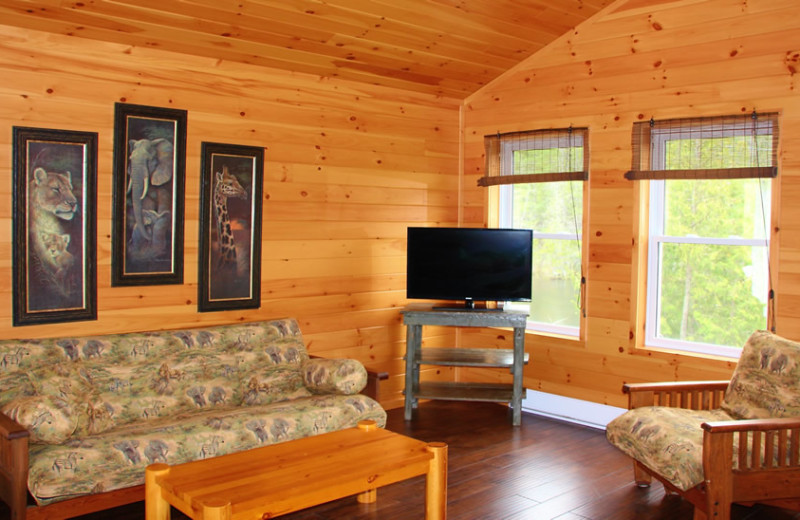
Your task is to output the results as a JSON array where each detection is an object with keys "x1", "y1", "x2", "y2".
[
  {"x1": 645, "y1": 122, "x2": 774, "y2": 356},
  {"x1": 498, "y1": 135, "x2": 585, "y2": 337}
]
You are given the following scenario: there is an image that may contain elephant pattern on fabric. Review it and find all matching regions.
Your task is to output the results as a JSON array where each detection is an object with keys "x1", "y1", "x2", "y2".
[{"x1": 124, "y1": 138, "x2": 174, "y2": 273}]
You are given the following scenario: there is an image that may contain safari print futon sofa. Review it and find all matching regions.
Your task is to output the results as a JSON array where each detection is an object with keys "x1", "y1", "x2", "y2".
[{"x1": 0, "y1": 318, "x2": 386, "y2": 519}]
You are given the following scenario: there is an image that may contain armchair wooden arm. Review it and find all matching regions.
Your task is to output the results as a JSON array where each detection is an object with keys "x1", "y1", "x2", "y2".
[
  {"x1": 623, "y1": 380, "x2": 730, "y2": 411},
  {"x1": 699, "y1": 417, "x2": 800, "y2": 518},
  {"x1": 0, "y1": 411, "x2": 30, "y2": 520}
]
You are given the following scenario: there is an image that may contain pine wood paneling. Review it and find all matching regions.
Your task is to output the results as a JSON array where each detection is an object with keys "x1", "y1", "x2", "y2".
[
  {"x1": 0, "y1": 0, "x2": 612, "y2": 97},
  {"x1": 461, "y1": 0, "x2": 800, "y2": 408},
  {"x1": 0, "y1": 25, "x2": 458, "y2": 409},
  {"x1": 2, "y1": 0, "x2": 799, "y2": 415}
]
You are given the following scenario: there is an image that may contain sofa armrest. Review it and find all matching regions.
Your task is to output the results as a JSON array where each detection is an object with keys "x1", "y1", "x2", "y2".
[
  {"x1": 0, "y1": 411, "x2": 30, "y2": 439},
  {"x1": 623, "y1": 380, "x2": 730, "y2": 410},
  {"x1": 362, "y1": 364, "x2": 388, "y2": 402},
  {"x1": 0, "y1": 411, "x2": 30, "y2": 520}
]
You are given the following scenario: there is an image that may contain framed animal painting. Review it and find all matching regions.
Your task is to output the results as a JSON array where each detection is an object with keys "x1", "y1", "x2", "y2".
[
  {"x1": 111, "y1": 102, "x2": 187, "y2": 286},
  {"x1": 198, "y1": 142, "x2": 264, "y2": 312},
  {"x1": 12, "y1": 126, "x2": 98, "y2": 326}
]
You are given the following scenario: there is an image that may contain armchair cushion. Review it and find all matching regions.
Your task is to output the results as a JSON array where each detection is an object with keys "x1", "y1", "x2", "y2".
[
  {"x1": 605, "y1": 406, "x2": 733, "y2": 491},
  {"x1": 721, "y1": 330, "x2": 800, "y2": 420}
]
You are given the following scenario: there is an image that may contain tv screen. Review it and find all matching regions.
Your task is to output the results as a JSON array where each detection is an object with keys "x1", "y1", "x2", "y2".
[{"x1": 406, "y1": 227, "x2": 532, "y2": 307}]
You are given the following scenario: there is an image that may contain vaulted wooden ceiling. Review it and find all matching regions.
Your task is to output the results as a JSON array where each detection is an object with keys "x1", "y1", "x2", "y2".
[{"x1": 0, "y1": 0, "x2": 613, "y2": 98}]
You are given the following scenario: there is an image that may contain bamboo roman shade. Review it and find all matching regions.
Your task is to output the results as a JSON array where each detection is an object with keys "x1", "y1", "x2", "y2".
[
  {"x1": 625, "y1": 112, "x2": 779, "y2": 180},
  {"x1": 479, "y1": 127, "x2": 589, "y2": 187}
]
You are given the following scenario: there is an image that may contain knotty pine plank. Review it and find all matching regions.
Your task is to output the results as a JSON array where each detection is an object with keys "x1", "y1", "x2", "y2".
[
  {"x1": 262, "y1": 182, "x2": 452, "y2": 207},
  {"x1": 181, "y1": 0, "x2": 522, "y2": 70},
  {"x1": 261, "y1": 274, "x2": 404, "y2": 301},
  {"x1": 312, "y1": 0, "x2": 556, "y2": 52},
  {"x1": 260, "y1": 221, "x2": 439, "y2": 241},
  {"x1": 261, "y1": 238, "x2": 405, "y2": 261},
  {"x1": 266, "y1": 164, "x2": 459, "y2": 191},
  {"x1": 0, "y1": 4, "x2": 477, "y2": 97}
]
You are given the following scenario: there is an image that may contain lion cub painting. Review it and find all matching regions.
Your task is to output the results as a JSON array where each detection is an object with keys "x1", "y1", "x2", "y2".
[
  {"x1": 27, "y1": 165, "x2": 80, "y2": 308},
  {"x1": 38, "y1": 231, "x2": 74, "y2": 281}
]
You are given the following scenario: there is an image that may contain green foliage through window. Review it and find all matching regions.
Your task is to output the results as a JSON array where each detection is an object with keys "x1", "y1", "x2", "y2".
[
  {"x1": 648, "y1": 127, "x2": 772, "y2": 353},
  {"x1": 502, "y1": 146, "x2": 583, "y2": 334}
]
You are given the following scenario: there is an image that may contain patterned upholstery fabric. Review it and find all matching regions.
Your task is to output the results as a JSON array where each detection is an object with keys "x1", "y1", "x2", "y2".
[
  {"x1": 0, "y1": 319, "x2": 386, "y2": 505},
  {"x1": 721, "y1": 330, "x2": 800, "y2": 419},
  {"x1": 606, "y1": 330, "x2": 800, "y2": 492},
  {"x1": 303, "y1": 358, "x2": 368, "y2": 394},
  {"x1": 606, "y1": 406, "x2": 734, "y2": 491}
]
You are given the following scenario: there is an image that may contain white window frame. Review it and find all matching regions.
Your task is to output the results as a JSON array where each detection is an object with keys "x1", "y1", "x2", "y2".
[
  {"x1": 645, "y1": 126, "x2": 772, "y2": 357},
  {"x1": 498, "y1": 136, "x2": 583, "y2": 337}
]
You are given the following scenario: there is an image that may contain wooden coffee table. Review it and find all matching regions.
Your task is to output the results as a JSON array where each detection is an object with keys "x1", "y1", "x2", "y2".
[{"x1": 145, "y1": 420, "x2": 447, "y2": 519}]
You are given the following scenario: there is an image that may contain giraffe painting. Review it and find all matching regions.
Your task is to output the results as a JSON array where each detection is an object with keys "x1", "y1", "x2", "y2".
[
  {"x1": 199, "y1": 143, "x2": 263, "y2": 312},
  {"x1": 212, "y1": 165, "x2": 248, "y2": 272}
]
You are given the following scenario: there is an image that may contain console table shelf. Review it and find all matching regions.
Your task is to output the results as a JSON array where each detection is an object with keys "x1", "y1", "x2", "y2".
[
  {"x1": 401, "y1": 304, "x2": 529, "y2": 426},
  {"x1": 417, "y1": 347, "x2": 529, "y2": 368},
  {"x1": 416, "y1": 381, "x2": 515, "y2": 402}
]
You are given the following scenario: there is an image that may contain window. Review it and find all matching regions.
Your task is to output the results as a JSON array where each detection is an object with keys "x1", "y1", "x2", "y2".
[
  {"x1": 482, "y1": 129, "x2": 587, "y2": 336},
  {"x1": 628, "y1": 114, "x2": 778, "y2": 356}
]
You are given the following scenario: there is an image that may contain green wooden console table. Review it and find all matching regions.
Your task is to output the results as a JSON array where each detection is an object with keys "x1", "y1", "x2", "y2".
[{"x1": 401, "y1": 304, "x2": 529, "y2": 426}]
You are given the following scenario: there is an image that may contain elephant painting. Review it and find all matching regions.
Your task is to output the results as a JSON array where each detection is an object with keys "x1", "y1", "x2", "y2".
[
  {"x1": 112, "y1": 103, "x2": 186, "y2": 284},
  {"x1": 128, "y1": 138, "x2": 173, "y2": 244},
  {"x1": 123, "y1": 137, "x2": 175, "y2": 273}
]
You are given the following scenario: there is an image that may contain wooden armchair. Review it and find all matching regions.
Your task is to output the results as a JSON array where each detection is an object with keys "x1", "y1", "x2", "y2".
[{"x1": 606, "y1": 331, "x2": 800, "y2": 520}]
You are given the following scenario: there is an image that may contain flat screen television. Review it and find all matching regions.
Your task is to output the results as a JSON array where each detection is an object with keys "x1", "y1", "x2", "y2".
[{"x1": 406, "y1": 227, "x2": 533, "y2": 309}]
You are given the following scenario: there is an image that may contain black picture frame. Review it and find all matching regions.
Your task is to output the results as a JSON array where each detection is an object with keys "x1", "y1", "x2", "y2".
[
  {"x1": 111, "y1": 102, "x2": 187, "y2": 286},
  {"x1": 12, "y1": 126, "x2": 98, "y2": 326},
  {"x1": 198, "y1": 142, "x2": 264, "y2": 312}
]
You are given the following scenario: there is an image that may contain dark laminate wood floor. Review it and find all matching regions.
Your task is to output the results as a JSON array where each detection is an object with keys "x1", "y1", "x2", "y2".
[{"x1": 3, "y1": 401, "x2": 799, "y2": 520}]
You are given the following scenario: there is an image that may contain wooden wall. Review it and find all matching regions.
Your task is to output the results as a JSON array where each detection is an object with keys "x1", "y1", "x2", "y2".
[
  {"x1": 0, "y1": 25, "x2": 461, "y2": 410},
  {"x1": 3, "y1": 0, "x2": 799, "y2": 415},
  {"x1": 461, "y1": 0, "x2": 800, "y2": 407}
]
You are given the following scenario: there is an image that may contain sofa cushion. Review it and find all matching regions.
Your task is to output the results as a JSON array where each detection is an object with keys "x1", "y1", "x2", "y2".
[
  {"x1": 721, "y1": 330, "x2": 800, "y2": 420},
  {"x1": 605, "y1": 406, "x2": 734, "y2": 491},
  {"x1": 302, "y1": 358, "x2": 368, "y2": 395},
  {"x1": 1, "y1": 395, "x2": 77, "y2": 444},
  {"x1": 17, "y1": 319, "x2": 314, "y2": 436},
  {"x1": 0, "y1": 341, "x2": 55, "y2": 372},
  {"x1": 26, "y1": 393, "x2": 387, "y2": 505}
]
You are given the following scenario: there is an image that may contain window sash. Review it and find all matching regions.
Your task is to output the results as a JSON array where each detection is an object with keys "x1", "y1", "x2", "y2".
[
  {"x1": 494, "y1": 129, "x2": 586, "y2": 337},
  {"x1": 644, "y1": 114, "x2": 774, "y2": 355},
  {"x1": 500, "y1": 183, "x2": 582, "y2": 337},
  {"x1": 645, "y1": 236, "x2": 769, "y2": 357}
]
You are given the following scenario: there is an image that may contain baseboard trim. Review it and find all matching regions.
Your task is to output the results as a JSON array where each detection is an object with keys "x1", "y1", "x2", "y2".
[{"x1": 521, "y1": 390, "x2": 626, "y2": 430}]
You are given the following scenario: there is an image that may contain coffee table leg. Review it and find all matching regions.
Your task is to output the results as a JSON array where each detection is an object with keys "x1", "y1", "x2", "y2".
[
  {"x1": 357, "y1": 489, "x2": 377, "y2": 504},
  {"x1": 356, "y1": 419, "x2": 379, "y2": 504},
  {"x1": 425, "y1": 442, "x2": 448, "y2": 520},
  {"x1": 200, "y1": 497, "x2": 232, "y2": 520},
  {"x1": 145, "y1": 463, "x2": 171, "y2": 520}
]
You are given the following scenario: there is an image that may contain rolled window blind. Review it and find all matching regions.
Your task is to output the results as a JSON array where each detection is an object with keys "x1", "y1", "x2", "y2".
[
  {"x1": 479, "y1": 127, "x2": 588, "y2": 187},
  {"x1": 625, "y1": 112, "x2": 779, "y2": 180}
]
